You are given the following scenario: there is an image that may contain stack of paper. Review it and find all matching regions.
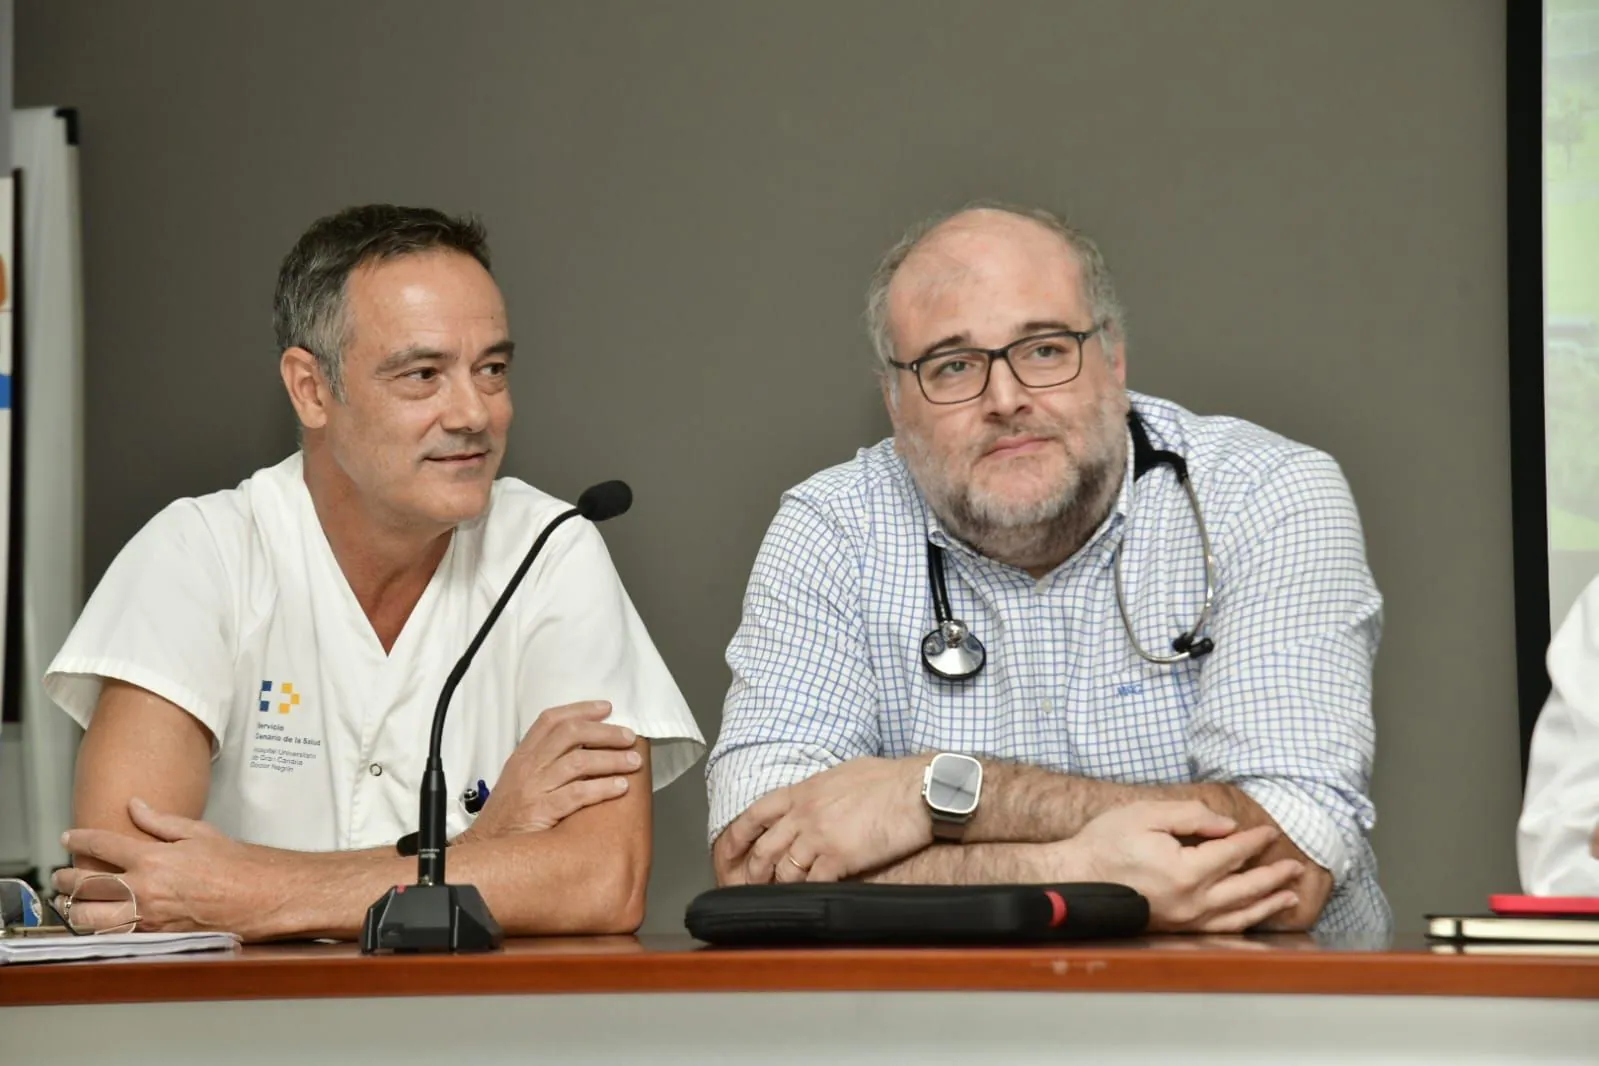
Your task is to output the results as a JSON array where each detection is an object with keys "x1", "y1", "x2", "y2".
[{"x1": 0, "y1": 930, "x2": 240, "y2": 964}]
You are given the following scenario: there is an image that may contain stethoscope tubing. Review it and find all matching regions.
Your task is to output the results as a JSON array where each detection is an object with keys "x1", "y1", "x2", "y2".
[{"x1": 921, "y1": 410, "x2": 1217, "y2": 679}]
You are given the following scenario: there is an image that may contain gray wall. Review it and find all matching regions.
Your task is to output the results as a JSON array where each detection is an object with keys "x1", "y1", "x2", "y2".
[{"x1": 16, "y1": 0, "x2": 1519, "y2": 934}]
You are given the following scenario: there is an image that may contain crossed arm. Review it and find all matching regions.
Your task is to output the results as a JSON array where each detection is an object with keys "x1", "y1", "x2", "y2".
[
  {"x1": 879, "y1": 760, "x2": 1326, "y2": 898},
  {"x1": 712, "y1": 755, "x2": 1331, "y2": 932},
  {"x1": 61, "y1": 680, "x2": 652, "y2": 941}
]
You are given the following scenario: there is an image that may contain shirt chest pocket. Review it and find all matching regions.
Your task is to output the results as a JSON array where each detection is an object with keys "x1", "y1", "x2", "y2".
[
  {"x1": 897, "y1": 663, "x2": 1075, "y2": 770},
  {"x1": 1071, "y1": 659, "x2": 1198, "y2": 784}
]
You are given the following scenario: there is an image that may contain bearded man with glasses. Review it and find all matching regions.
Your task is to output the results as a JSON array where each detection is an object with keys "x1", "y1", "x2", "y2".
[{"x1": 706, "y1": 202, "x2": 1389, "y2": 937}]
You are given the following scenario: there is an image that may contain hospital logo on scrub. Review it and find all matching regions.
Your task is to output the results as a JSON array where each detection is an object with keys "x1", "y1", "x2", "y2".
[{"x1": 259, "y1": 681, "x2": 301, "y2": 714}]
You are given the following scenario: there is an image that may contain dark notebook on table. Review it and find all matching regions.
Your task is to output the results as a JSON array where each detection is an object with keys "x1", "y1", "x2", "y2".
[
  {"x1": 1426, "y1": 913, "x2": 1599, "y2": 946},
  {"x1": 1427, "y1": 893, "x2": 1599, "y2": 946}
]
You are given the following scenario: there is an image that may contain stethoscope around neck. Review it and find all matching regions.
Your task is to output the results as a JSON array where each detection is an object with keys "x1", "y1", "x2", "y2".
[{"x1": 921, "y1": 410, "x2": 1218, "y2": 681}]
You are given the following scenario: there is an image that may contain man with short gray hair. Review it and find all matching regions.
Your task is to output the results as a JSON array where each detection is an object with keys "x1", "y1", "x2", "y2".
[
  {"x1": 45, "y1": 204, "x2": 703, "y2": 940},
  {"x1": 708, "y1": 203, "x2": 1387, "y2": 935}
]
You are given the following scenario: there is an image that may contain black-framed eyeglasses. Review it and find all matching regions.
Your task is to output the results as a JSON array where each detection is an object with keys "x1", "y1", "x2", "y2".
[{"x1": 888, "y1": 326, "x2": 1103, "y2": 405}]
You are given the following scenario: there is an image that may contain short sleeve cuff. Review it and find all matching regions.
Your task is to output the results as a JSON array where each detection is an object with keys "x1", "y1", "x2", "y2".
[
  {"x1": 1236, "y1": 778, "x2": 1356, "y2": 883},
  {"x1": 44, "y1": 658, "x2": 230, "y2": 757},
  {"x1": 643, "y1": 734, "x2": 707, "y2": 793}
]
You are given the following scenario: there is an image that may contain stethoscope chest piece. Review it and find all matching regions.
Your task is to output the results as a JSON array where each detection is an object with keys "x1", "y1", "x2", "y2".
[
  {"x1": 922, "y1": 540, "x2": 986, "y2": 680},
  {"x1": 921, "y1": 618, "x2": 986, "y2": 681}
]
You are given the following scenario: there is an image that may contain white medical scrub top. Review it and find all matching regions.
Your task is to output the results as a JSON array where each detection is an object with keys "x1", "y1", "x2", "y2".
[
  {"x1": 1519, "y1": 573, "x2": 1599, "y2": 894},
  {"x1": 44, "y1": 453, "x2": 706, "y2": 853}
]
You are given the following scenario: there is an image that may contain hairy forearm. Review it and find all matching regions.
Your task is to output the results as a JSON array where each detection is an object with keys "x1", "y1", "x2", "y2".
[
  {"x1": 861, "y1": 842, "x2": 1070, "y2": 885},
  {"x1": 251, "y1": 824, "x2": 647, "y2": 941},
  {"x1": 963, "y1": 762, "x2": 1262, "y2": 841},
  {"x1": 963, "y1": 760, "x2": 1141, "y2": 843},
  {"x1": 975, "y1": 762, "x2": 1286, "y2": 847}
]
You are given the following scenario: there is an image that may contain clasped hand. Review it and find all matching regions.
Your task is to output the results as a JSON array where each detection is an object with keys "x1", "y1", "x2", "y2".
[
  {"x1": 1062, "y1": 800, "x2": 1303, "y2": 933},
  {"x1": 458, "y1": 700, "x2": 643, "y2": 842},
  {"x1": 715, "y1": 757, "x2": 934, "y2": 884}
]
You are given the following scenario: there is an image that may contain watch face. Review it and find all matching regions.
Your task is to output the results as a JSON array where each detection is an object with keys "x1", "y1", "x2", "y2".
[{"x1": 927, "y1": 754, "x2": 981, "y2": 815}]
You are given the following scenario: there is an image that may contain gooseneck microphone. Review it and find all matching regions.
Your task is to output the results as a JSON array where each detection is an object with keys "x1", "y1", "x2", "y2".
[{"x1": 361, "y1": 480, "x2": 634, "y2": 954}]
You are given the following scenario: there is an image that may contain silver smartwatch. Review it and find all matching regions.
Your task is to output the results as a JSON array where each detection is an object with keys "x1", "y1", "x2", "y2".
[{"x1": 921, "y1": 752, "x2": 983, "y2": 842}]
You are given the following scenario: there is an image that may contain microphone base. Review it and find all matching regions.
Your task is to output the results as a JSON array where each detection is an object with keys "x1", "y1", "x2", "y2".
[{"x1": 360, "y1": 882, "x2": 504, "y2": 955}]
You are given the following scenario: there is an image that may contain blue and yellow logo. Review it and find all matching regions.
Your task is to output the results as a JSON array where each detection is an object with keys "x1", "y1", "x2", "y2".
[{"x1": 259, "y1": 681, "x2": 301, "y2": 714}]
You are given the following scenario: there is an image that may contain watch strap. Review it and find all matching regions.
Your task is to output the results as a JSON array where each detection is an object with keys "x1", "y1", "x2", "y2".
[{"x1": 930, "y1": 814, "x2": 969, "y2": 843}]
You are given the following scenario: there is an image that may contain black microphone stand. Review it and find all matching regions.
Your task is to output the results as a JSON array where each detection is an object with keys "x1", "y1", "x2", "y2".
[{"x1": 361, "y1": 481, "x2": 632, "y2": 954}]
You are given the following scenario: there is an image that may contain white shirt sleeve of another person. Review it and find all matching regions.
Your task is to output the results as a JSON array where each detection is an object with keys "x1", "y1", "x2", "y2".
[
  {"x1": 1519, "y1": 574, "x2": 1599, "y2": 895},
  {"x1": 45, "y1": 500, "x2": 238, "y2": 750},
  {"x1": 511, "y1": 513, "x2": 705, "y2": 789}
]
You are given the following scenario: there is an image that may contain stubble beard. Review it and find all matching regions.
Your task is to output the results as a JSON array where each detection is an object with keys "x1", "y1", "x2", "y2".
[{"x1": 899, "y1": 388, "x2": 1131, "y2": 572}]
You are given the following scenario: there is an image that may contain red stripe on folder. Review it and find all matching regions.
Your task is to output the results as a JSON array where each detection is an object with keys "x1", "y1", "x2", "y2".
[{"x1": 1045, "y1": 889, "x2": 1068, "y2": 928}]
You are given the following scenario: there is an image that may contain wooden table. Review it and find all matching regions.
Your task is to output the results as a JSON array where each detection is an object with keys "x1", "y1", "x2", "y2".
[{"x1": 3, "y1": 934, "x2": 1597, "y2": 1064}]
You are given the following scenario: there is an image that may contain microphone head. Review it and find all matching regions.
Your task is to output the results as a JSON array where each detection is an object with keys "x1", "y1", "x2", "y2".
[{"x1": 577, "y1": 480, "x2": 633, "y2": 522}]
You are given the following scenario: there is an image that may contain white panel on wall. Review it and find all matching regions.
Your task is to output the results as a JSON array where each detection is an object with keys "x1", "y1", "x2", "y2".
[{"x1": 4, "y1": 107, "x2": 85, "y2": 880}]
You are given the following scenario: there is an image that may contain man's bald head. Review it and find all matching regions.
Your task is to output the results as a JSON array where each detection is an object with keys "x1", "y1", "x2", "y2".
[{"x1": 864, "y1": 202, "x2": 1125, "y2": 379}]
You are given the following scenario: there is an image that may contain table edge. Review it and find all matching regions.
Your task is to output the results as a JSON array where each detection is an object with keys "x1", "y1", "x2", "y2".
[{"x1": 5, "y1": 946, "x2": 1599, "y2": 1007}]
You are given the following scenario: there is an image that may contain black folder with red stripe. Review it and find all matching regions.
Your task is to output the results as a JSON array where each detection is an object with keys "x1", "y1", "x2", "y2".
[{"x1": 684, "y1": 882, "x2": 1149, "y2": 946}]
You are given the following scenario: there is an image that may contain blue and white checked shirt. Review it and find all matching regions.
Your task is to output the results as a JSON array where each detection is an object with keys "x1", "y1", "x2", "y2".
[{"x1": 707, "y1": 391, "x2": 1389, "y2": 936}]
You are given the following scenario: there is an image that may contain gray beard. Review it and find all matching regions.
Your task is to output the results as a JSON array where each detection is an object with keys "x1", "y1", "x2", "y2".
[
  {"x1": 900, "y1": 392, "x2": 1129, "y2": 573},
  {"x1": 944, "y1": 446, "x2": 1124, "y2": 569}
]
